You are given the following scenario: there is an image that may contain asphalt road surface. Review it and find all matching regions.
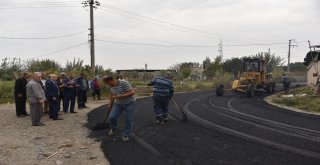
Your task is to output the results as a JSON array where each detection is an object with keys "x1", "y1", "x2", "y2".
[{"x1": 87, "y1": 90, "x2": 320, "y2": 165}]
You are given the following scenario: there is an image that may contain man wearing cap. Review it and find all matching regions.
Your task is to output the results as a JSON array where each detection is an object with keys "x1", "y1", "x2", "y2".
[{"x1": 147, "y1": 72, "x2": 174, "y2": 124}]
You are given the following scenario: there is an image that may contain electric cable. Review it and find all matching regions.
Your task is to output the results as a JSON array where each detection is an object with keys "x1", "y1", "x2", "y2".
[
  {"x1": 95, "y1": 0, "x2": 209, "y2": 38},
  {"x1": 0, "y1": 30, "x2": 88, "y2": 40},
  {"x1": 96, "y1": 39, "x2": 291, "y2": 48},
  {"x1": 31, "y1": 42, "x2": 87, "y2": 59}
]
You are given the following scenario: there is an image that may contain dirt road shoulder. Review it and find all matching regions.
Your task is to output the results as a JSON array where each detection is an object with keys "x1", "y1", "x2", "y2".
[{"x1": 0, "y1": 100, "x2": 109, "y2": 165}]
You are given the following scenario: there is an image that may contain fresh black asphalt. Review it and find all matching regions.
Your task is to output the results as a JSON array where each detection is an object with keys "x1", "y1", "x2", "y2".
[{"x1": 87, "y1": 90, "x2": 320, "y2": 165}]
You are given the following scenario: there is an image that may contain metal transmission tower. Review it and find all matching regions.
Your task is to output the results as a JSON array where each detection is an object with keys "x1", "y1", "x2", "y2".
[
  {"x1": 287, "y1": 39, "x2": 298, "y2": 73},
  {"x1": 218, "y1": 39, "x2": 223, "y2": 60},
  {"x1": 82, "y1": 0, "x2": 100, "y2": 75}
]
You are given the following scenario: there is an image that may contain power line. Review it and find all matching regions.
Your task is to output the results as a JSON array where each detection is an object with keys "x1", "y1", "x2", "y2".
[
  {"x1": 0, "y1": 1, "x2": 80, "y2": 4},
  {"x1": 31, "y1": 42, "x2": 88, "y2": 59},
  {"x1": 96, "y1": 39, "x2": 176, "y2": 47},
  {"x1": 0, "y1": 1, "x2": 81, "y2": 9},
  {"x1": 0, "y1": 6, "x2": 79, "y2": 9},
  {"x1": 98, "y1": 4, "x2": 282, "y2": 44},
  {"x1": 154, "y1": 0, "x2": 209, "y2": 17},
  {"x1": 98, "y1": 8, "x2": 199, "y2": 37},
  {"x1": 0, "y1": 30, "x2": 88, "y2": 40},
  {"x1": 95, "y1": 0, "x2": 209, "y2": 38},
  {"x1": 96, "y1": 39, "x2": 290, "y2": 48},
  {"x1": 99, "y1": 5, "x2": 223, "y2": 40}
]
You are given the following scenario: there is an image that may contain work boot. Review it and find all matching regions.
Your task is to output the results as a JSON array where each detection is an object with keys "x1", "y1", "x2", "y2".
[
  {"x1": 122, "y1": 136, "x2": 130, "y2": 142},
  {"x1": 156, "y1": 119, "x2": 165, "y2": 125},
  {"x1": 108, "y1": 129, "x2": 117, "y2": 136},
  {"x1": 32, "y1": 123, "x2": 45, "y2": 126},
  {"x1": 163, "y1": 117, "x2": 169, "y2": 122},
  {"x1": 156, "y1": 116, "x2": 165, "y2": 125}
]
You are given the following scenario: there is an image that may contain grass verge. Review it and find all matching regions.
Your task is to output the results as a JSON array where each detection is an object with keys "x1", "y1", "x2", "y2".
[{"x1": 271, "y1": 86, "x2": 320, "y2": 113}]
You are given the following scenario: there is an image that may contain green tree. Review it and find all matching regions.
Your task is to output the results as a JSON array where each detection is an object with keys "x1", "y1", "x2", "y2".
[
  {"x1": 179, "y1": 62, "x2": 192, "y2": 79},
  {"x1": 0, "y1": 58, "x2": 23, "y2": 80},
  {"x1": 250, "y1": 52, "x2": 284, "y2": 73},
  {"x1": 203, "y1": 55, "x2": 223, "y2": 79},
  {"x1": 223, "y1": 57, "x2": 243, "y2": 73},
  {"x1": 64, "y1": 58, "x2": 97, "y2": 78},
  {"x1": 202, "y1": 57, "x2": 211, "y2": 70},
  {"x1": 168, "y1": 62, "x2": 193, "y2": 79},
  {"x1": 24, "y1": 59, "x2": 60, "y2": 74},
  {"x1": 168, "y1": 63, "x2": 180, "y2": 72},
  {"x1": 65, "y1": 58, "x2": 84, "y2": 75}
]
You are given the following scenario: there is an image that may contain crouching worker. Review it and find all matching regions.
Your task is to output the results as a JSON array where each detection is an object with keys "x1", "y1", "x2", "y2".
[
  {"x1": 102, "y1": 75, "x2": 136, "y2": 142},
  {"x1": 147, "y1": 72, "x2": 174, "y2": 125}
]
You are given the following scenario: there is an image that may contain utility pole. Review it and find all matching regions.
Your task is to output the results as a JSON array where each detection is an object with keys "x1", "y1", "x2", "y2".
[
  {"x1": 308, "y1": 40, "x2": 312, "y2": 51},
  {"x1": 218, "y1": 39, "x2": 223, "y2": 60},
  {"x1": 82, "y1": 0, "x2": 100, "y2": 75},
  {"x1": 287, "y1": 39, "x2": 297, "y2": 73}
]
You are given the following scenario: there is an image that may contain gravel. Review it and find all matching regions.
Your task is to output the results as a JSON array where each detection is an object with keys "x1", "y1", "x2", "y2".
[{"x1": 0, "y1": 100, "x2": 109, "y2": 165}]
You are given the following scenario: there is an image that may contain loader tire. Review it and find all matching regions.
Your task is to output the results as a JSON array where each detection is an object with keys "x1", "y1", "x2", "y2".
[{"x1": 216, "y1": 84, "x2": 224, "y2": 96}]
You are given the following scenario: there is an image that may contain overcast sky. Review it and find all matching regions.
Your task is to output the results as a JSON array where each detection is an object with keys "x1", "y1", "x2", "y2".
[{"x1": 1, "y1": 0, "x2": 319, "y2": 70}]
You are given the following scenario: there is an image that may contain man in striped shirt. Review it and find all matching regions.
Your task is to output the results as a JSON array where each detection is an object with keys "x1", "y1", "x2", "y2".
[
  {"x1": 148, "y1": 73, "x2": 174, "y2": 124},
  {"x1": 103, "y1": 75, "x2": 136, "y2": 142}
]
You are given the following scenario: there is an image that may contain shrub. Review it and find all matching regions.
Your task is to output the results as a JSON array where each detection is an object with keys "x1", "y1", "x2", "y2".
[{"x1": 0, "y1": 81, "x2": 15, "y2": 104}]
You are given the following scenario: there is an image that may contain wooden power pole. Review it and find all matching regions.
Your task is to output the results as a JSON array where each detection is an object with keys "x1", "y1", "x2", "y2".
[{"x1": 82, "y1": 0, "x2": 100, "y2": 75}]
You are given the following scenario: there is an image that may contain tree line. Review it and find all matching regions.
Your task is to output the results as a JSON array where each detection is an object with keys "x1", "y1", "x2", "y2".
[
  {"x1": 169, "y1": 51, "x2": 306, "y2": 80},
  {"x1": 0, "y1": 51, "x2": 306, "y2": 81},
  {"x1": 0, "y1": 58, "x2": 113, "y2": 80}
]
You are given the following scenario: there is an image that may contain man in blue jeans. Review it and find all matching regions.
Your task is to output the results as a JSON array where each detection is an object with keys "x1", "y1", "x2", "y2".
[
  {"x1": 102, "y1": 75, "x2": 136, "y2": 142},
  {"x1": 148, "y1": 72, "x2": 174, "y2": 125}
]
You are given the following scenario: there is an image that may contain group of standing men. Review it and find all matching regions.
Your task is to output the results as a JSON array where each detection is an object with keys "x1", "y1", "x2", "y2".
[{"x1": 14, "y1": 71, "x2": 91, "y2": 126}]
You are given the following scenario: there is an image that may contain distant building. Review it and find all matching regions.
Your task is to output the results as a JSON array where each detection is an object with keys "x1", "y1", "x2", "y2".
[
  {"x1": 189, "y1": 65, "x2": 204, "y2": 80},
  {"x1": 303, "y1": 45, "x2": 320, "y2": 86}
]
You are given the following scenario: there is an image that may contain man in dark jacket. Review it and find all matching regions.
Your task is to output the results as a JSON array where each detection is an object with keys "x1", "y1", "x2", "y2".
[
  {"x1": 46, "y1": 74, "x2": 63, "y2": 120},
  {"x1": 63, "y1": 75, "x2": 78, "y2": 113},
  {"x1": 14, "y1": 71, "x2": 30, "y2": 117}
]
